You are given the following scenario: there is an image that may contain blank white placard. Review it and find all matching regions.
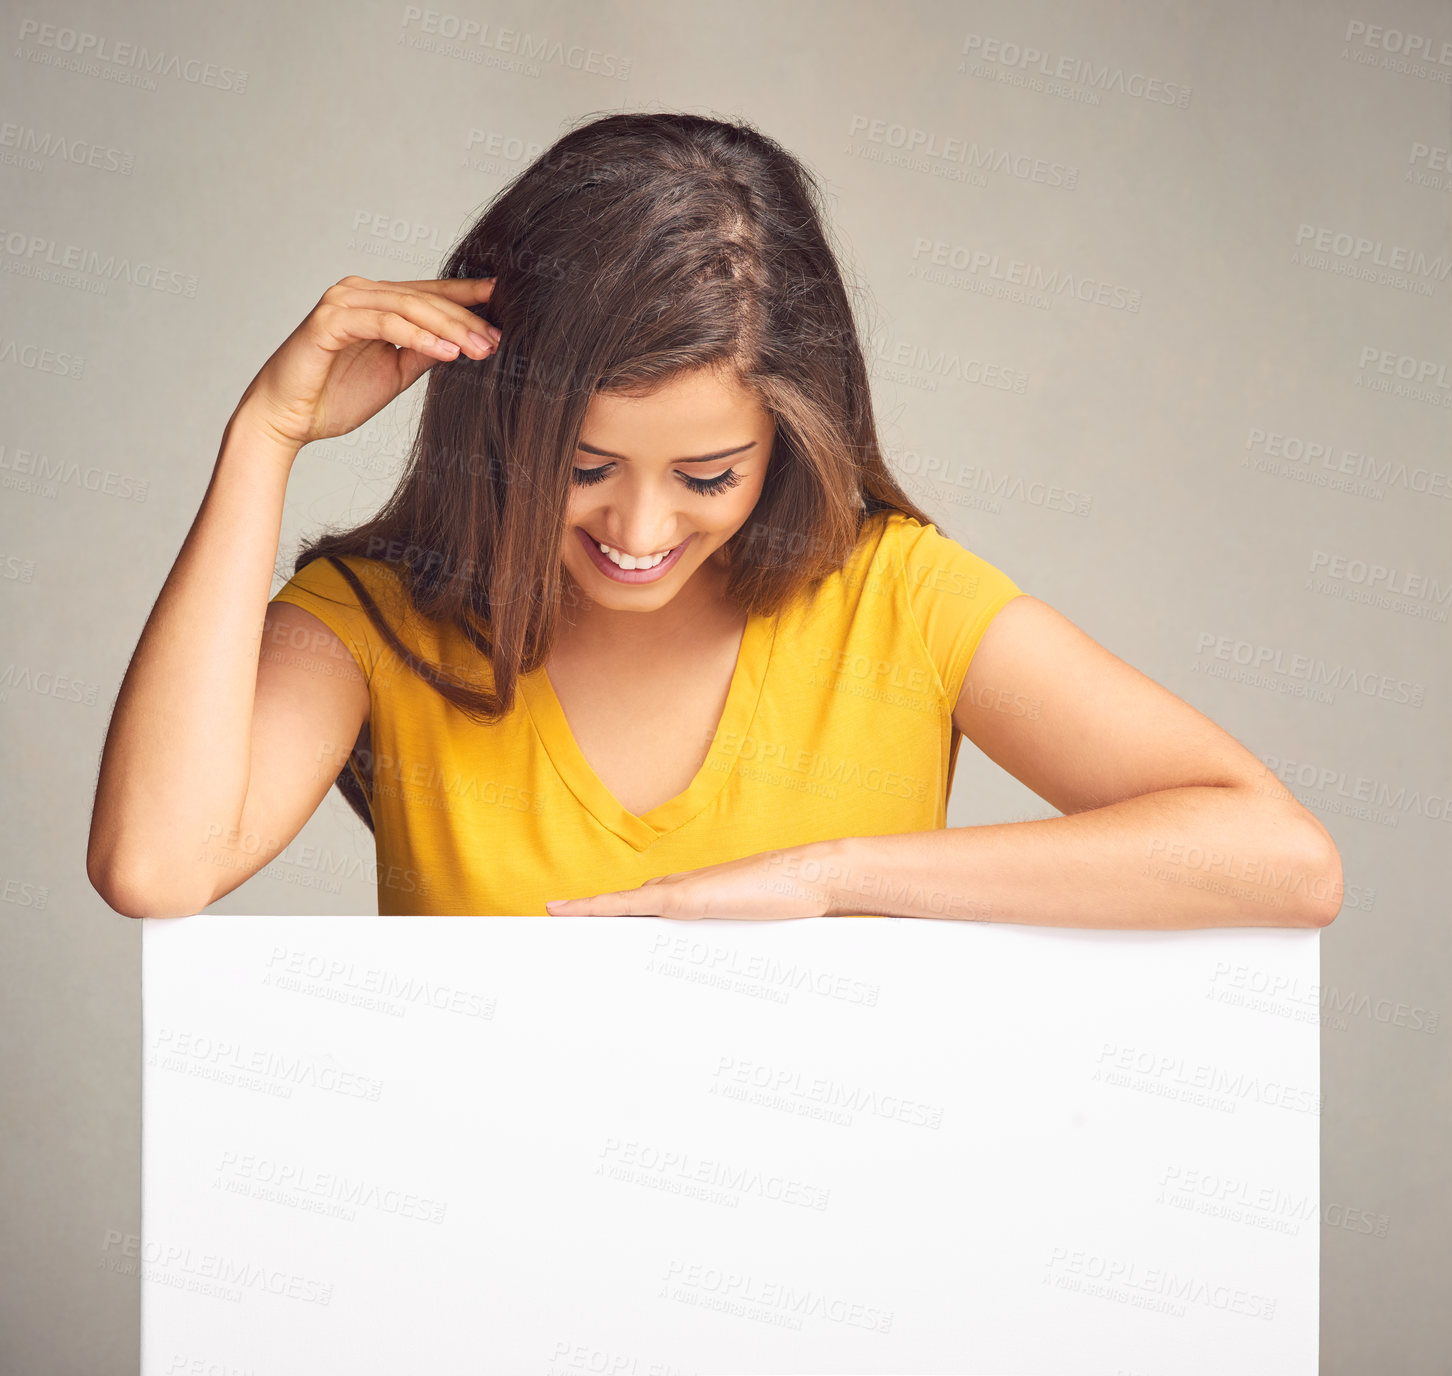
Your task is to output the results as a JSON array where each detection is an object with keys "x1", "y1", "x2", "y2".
[{"x1": 139, "y1": 914, "x2": 1319, "y2": 1374}]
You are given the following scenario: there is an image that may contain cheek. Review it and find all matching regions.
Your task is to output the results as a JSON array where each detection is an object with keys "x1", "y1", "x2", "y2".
[
  {"x1": 562, "y1": 491, "x2": 597, "y2": 530},
  {"x1": 722, "y1": 476, "x2": 767, "y2": 523}
]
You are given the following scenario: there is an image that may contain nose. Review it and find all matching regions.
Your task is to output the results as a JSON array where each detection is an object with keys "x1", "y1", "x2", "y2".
[{"x1": 594, "y1": 484, "x2": 683, "y2": 558}]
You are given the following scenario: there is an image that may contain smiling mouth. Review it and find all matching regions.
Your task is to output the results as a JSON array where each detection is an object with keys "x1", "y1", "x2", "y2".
[
  {"x1": 587, "y1": 534, "x2": 681, "y2": 570},
  {"x1": 575, "y1": 527, "x2": 695, "y2": 581}
]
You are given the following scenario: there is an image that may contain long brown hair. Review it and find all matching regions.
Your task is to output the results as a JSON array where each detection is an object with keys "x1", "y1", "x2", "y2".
[{"x1": 288, "y1": 110, "x2": 939, "y2": 831}]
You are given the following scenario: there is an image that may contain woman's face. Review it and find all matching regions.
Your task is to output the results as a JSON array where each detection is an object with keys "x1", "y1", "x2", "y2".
[{"x1": 560, "y1": 366, "x2": 775, "y2": 614}]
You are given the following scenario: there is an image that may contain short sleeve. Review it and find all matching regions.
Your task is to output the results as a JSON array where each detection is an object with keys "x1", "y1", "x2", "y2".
[
  {"x1": 894, "y1": 516, "x2": 1025, "y2": 707},
  {"x1": 269, "y1": 555, "x2": 395, "y2": 683}
]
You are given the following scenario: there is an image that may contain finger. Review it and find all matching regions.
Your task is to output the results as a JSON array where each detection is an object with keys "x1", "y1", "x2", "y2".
[
  {"x1": 329, "y1": 285, "x2": 499, "y2": 358},
  {"x1": 327, "y1": 281, "x2": 500, "y2": 350},
  {"x1": 573, "y1": 892, "x2": 663, "y2": 917},
  {"x1": 313, "y1": 302, "x2": 461, "y2": 361},
  {"x1": 371, "y1": 276, "x2": 497, "y2": 303},
  {"x1": 544, "y1": 894, "x2": 614, "y2": 913}
]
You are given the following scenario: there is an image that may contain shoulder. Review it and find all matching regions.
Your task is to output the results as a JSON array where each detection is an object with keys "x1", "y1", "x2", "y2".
[
  {"x1": 886, "y1": 512, "x2": 1020, "y2": 600},
  {"x1": 814, "y1": 509, "x2": 977, "y2": 598},
  {"x1": 862, "y1": 510, "x2": 1027, "y2": 705},
  {"x1": 270, "y1": 554, "x2": 415, "y2": 680},
  {"x1": 840, "y1": 508, "x2": 914, "y2": 579},
  {"x1": 286, "y1": 551, "x2": 405, "y2": 589},
  {"x1": 275, "y1": 553, "x2": 410, "y2": 613},
  {"x1": 879, "y1": 509, "x2": 964, "y2": 563},
  {"x1": 845, "y1": 510, "x2": 973, "y2": 589}
]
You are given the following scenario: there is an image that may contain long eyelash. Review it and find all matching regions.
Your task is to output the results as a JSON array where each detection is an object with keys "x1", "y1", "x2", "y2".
[
  {"x1": 570, "y1": 465, "x2": 743, "y2": 496},
  {"x1": 681, "y1": 468, "x2": 741, "y2": 495}
]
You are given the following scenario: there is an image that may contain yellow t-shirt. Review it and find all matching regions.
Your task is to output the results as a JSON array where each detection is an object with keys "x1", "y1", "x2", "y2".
[{"x1": 268, "y1": 511, "x2": 1024, "y2": 916}]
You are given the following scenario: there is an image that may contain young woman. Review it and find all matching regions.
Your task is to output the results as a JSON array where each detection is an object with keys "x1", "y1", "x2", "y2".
[{"x1": 87, "y1": 112, "x2": 1342, "y2": 927}]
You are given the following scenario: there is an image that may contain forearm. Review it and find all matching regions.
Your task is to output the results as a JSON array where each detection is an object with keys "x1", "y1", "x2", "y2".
[{"x1": 795, "y1": 786, "x2": 1342, "y2": 929}]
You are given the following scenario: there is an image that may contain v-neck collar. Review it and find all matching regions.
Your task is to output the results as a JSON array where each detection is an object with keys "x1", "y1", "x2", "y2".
[{"x1": 519, "y1": 610, "x2": 778, "y2": 852}]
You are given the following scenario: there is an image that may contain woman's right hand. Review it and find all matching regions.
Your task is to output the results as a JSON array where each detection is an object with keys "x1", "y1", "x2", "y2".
[{"x1": 233, "y1": 274, "x2": 501, "y2": 450}]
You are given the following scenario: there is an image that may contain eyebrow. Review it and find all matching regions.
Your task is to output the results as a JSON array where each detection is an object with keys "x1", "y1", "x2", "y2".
[{"x1": 576, "y1": 440, "x2": 758, "y2": 464}]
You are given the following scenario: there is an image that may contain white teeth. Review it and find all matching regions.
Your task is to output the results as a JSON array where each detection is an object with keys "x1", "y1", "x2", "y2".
[{"x1": 597, "y1": 540, "x2": 673, "y2": 571}]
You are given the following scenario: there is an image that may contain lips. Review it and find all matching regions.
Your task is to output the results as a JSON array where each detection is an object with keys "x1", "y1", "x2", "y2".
[
  {"x1": 575, "y1": 526, "x2": 694, "y2": 584},
  {"x1": 593, "y1": 536, "x2": 678, "y2": 567}
]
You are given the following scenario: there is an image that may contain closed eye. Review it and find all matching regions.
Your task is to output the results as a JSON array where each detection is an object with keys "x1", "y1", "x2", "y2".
[{"x1": 571, "y1": 465, "x2": 743, "y2": 496}]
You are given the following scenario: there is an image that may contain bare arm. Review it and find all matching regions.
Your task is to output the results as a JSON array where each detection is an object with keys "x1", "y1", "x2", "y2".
[
  {"x1": 85, "y1": 410, "x2": 368, "y2": 917},
  {"x1": 818, "y1": 596, "x2": 1343, "y2": 928},
  {"x1": 87, "y1": 273, "x2": 501, "y2": 917}
]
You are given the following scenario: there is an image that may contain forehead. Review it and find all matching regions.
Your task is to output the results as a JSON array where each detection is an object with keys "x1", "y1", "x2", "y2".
[{"x1": 584, "y1": 368, "x2": 769, "y2": 442}]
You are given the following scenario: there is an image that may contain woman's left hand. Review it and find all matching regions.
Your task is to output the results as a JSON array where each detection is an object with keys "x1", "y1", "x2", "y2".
[{"x1": 543, "y1": 847, "x2": 837, "y2": 920}]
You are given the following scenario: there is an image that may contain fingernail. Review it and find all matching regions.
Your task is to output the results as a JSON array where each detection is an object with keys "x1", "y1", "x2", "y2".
[{"x1": 467, "y1": 331, "x2": 491, "y2": 353}]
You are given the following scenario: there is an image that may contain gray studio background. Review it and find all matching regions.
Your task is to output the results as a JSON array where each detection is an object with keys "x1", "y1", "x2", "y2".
[{"x1": 3, "y1": 1, "x2": 1448, "y2": 1371}]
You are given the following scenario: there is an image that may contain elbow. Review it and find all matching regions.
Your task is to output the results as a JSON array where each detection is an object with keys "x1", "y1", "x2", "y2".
[
  {"x1": 87, "y1": 850, "x2": 209, "y2": 920},
  {"x1": 87, "y1": 806, "x2": 215, "y2": 917},
  {"x1": 87, "y1": 859, "x2": 158, "y2": 919},
  {"x1": 87, "y1": 841, "x2": 138, "y2": 917},
  {"x1": 1296, "y1": 814, "x2": 1344, "y2": 929},
  {"x1": 87, "y1": 832, "x2": 142, "y2": 917}
]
